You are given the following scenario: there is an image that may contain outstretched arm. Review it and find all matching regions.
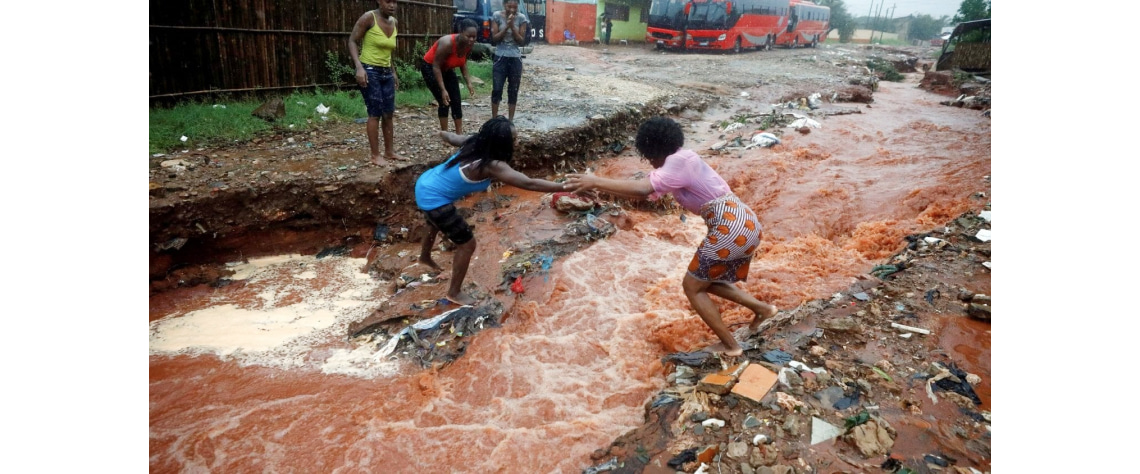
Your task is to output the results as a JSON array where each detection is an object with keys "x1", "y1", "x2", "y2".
[
  {"x1": 487, "y1": 161, "x2": 565, "y2": 193},
  {"x1": 566, "y1": 173, "x2": 655, "y2": 199},
  {"x1": 440, "y1": 130, "x2": 470, "y2": 147}
]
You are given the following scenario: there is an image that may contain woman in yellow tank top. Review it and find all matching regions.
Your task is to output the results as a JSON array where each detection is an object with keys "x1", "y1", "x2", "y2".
[{"x1": 348, "y1": 0, "x2": 404, "y2": 166}]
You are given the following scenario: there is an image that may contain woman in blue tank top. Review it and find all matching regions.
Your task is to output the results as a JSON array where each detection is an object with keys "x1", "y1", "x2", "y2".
[{"x1": 414, "y1": 116, "x2": 566, "y2": 305}]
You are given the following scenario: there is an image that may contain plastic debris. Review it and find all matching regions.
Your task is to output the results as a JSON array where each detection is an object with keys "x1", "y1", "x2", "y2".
[
  {"x1": 724, "y1": 122, "x2": 745, "y2": 132},
  {"x1": 975, "y1": 229, "x2": 991, "y2": 242},
  {"x1": 807, "y1": 93, "x2": 822, "y2": 109},
  {"x1": 853, "y1": 292, "x2": 870, "y2": 301},
  {"x1": 891, "y1": 322, "x2": 931, "y2": 335},
  {"x1": 788, "y1": 117, "x2": 821, "y2": 129},
  {"x1": 584, "y1": 457, "x2": 620, "y2": 474},
  {"x1": 701, "y1": 418, "x2": 725, "y2": 428},
  {"x1": 749, "y1": 132, "x2": 781, "y2": 148},
  {"x1": 212, "y1": 104, "x2": 226, "y2": 109},
  {"x1": 982, "y1": 261, "x2": 991, "y2": 269},
  {"x1": 740, "y1": 91, "x2": 750, "y2": 97},
  {"x1": 694, "y1": 463, "x2": 710, "y2": 474},
  {"x1": 810, "y1": 417, "x2": 843, "y2": 445},
  {"x1": 180, "y1": 135, "x2": 188, "y2": 142},
  {"x1": 762, "y1": 349, "x2": 793, "y2": 365},
  {"x1": 510, "y1": 276, "x2": 525, "y2": 294},
  {"x1": 979, "y1": 210, "x2": 991, "y2": 222},
  {"x1": 753, "y1": 434, "x2": 768, "y2": 445}
]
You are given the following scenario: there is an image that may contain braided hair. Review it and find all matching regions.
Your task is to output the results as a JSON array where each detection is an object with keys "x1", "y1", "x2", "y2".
[{"x1": 446, "y1": 116, "x2": 515, "y2": 171}]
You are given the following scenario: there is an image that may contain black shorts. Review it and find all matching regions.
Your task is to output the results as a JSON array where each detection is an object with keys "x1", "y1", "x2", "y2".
[{"x1": 423, "y1": 203, "x2": 474, "y2": 245}]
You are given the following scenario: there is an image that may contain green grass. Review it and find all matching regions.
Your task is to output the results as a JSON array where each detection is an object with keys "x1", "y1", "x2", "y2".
[{"x1": 149, "y1": 58, "x2": 495, "y2": 155}]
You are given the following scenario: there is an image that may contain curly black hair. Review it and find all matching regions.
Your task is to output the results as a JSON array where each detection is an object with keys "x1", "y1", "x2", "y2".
[
  {"x1": 635, "y1": 117, "x2": 684, "y2": 165},
  {"x1": 446, "y1": 116, "x2": 514, "y2": 171}
]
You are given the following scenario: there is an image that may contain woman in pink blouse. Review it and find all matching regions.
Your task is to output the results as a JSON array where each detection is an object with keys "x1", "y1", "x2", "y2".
[{"x1": 566, "y1": 117, "x2": 778, "y2": 356}]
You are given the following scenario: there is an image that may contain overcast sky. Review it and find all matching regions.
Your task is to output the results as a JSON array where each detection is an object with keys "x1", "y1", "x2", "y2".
[{"x1": 842, "y1": 0, "x2": 963, "y2": 20}]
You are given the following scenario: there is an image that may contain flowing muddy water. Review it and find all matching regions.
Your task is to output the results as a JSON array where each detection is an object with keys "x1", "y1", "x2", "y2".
[{"x1": 150, "y1": 75, "x2": 990, "y2": 472}]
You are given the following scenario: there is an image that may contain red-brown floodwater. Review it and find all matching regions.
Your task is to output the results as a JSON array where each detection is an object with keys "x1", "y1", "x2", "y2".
[{"x1": 150, "y1": 80, "x2": 990, "y2": 472}]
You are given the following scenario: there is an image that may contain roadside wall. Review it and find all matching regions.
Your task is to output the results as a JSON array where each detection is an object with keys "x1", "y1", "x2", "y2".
[
  {"x1": 546, "y1": 0, "x2": 598, "y2": 44},
  {"x1": 827, "y1": 28, "x2": 898, "y2": 43}
]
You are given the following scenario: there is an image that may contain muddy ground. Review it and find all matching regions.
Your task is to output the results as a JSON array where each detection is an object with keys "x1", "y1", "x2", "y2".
[{"x1": 149, "y1": 41, "x2": 991, "y2": 473}]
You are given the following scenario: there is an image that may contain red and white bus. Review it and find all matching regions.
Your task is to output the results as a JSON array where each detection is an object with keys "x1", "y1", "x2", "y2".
[
  {"x1": 647, "y1": 0, "x2": 791, "y2": 52},
  {"x1": 775, "y1": 0, "x2": 829, "y2": 48},
  {"x1": 646, "y1": 0, "x2": 828, "y2": 52}
]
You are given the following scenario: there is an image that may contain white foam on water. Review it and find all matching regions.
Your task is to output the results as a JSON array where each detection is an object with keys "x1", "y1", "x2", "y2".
[{"x1": 150, "y1": 254, "x2": 392, "y2": 375}]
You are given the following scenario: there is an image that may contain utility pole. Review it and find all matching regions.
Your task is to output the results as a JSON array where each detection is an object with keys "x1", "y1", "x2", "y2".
[
  {"x1": 873, "y1": 1, "x2": 884, "y2": 44},
  {"x1": 879, "y1": 4, "x2": 895, "y2": 43},
  {"x1": 866, "y1": 0, "x2": 875, "y2": 44}
]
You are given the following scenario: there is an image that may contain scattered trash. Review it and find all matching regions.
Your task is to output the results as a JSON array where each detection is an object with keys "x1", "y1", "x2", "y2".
[
  {"x1": 373, "y1": 224, "x2": 390, "y2": 241},
  {"x1": 929, "y1": 362, "x2": 983, "y2": 405},
  {"x1": 870, "y1": 366, "x2": 892, "y2": 381},
  {"x1": 833, "y1": 389, "x2": 861, "y2": 410},
  {"x1": 923, "y1": 454, "x2": 951, "y2": 467},
  {"x1": 701, "y1": 418, "x2": 725, "y2": 428},
  {"x1": 316, "y1": 103, "x2": 330, "y2": 114},
  {"x1": 810, "y1": 417, "x2": 843, "y2": 445},
  {"x1": 924, "y1": 289, "x2": 940, "y2": 304},
  {"x1": 843, "y1": 411, "x2": 871, "y2": 429},
  {"x1": 852, "y1": 292, "x2": 870, "y2": 301},
  {"x1": 890, "y1": 322, "x2": 931, "y2": 335},
  {"x1": 870, "y1": 264, "x2": 902, "y2": 279},
  {"x1": 212, "y1": 104, "x2": 226, "y2": 109},
  {"x1": 315, "y1": 245, "x2": 350, "y2": 259},
  {"x1": 753, "y1": 434, "x2": 769, "y2": 445},
  {"x1": 974, "y1": 229, "x2": 991, "y2": 242},
  {"x1": 749, "y1": 132, "x2": 781, "y2": 148},
  {"x1": 354, "y1": 117, "x2": 368, "y2": 124},
  {"x1": 723, "y1": 122, "x2": 745, "y2": 133},
  {"x1": 762, "y1": 349, "x2": 793, "y2": 365},
  {"x1": 740, "y1": 91, "x2": 750, "y2": 97},
  {"x1": 584, "y1": 457, "x2": 620, "y2": 474},
  {"x1": 651, "y1": 392, "x2": 681, "y2": 408},
  {"x1": 510, "y1": 276, "x2": 525, "y2": 294},
  {"x1": 694, "y1": 463, "x2": 710, "y2": 474},
  {"x1": 666, "y1": 448, "x2": 698, "y2": 469},
  {"x1": 662, "y1": 350, "x2": 713, "y2": 367},
  {"x1": 807, "y1": 93, "x2": 822, "y2": 109},
  {"x1": 788, "y1": 117, "x2": 821, "y2": 129},
  {"x1": 981, "y1": 261, "x2": 991, "y2": 269},
  {"x1": 180, "y1": 135, "x2": 188, "y2": 142},
  {"x1": 979, "y1": 210, "x2": 991, "y2": 222},
  {"x1": 743, "y1": 414, "x2": 761, "y2": 429}
]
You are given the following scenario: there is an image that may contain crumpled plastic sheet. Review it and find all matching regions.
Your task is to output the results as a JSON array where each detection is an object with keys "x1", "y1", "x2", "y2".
[{"x1": 662, "y1": 350, "x2": 713, "y2": 367}]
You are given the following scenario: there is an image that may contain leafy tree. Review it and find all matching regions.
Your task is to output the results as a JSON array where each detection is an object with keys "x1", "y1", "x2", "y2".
[
  {"x1": 818, "y1": 0, "x2": 855, "y2": 42},
  {"x1": 908, "y1": 14, "x2": 945, "y2": 40},
  {"x1": 952, "y1": 0, "x2": 990, "y2": 24}
]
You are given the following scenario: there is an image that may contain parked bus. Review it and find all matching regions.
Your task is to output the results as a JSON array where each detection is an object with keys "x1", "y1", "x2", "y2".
[
  {"x1": 646, "y1": 0, "x2": 814, "y2": 53},
  {"x1": 775, "y1": 0, "x2": 829, "y2": 48}
]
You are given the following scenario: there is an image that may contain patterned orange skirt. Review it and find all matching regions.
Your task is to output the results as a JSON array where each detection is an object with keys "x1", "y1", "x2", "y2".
[{"x1": 686, "y1": 193, "x2": 763, "y2": 283}]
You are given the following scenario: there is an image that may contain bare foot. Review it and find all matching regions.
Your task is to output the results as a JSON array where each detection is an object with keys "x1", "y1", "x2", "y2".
[
  {"x1": 386, "y1": 153, "x2": 409, "y2": 162},
  {"x1": 417, "y1": 257, "x2": 442, "y2": 271},
  {"x1": 705, "y1": 342, "x2": 744, "y2": 357},
  {"x1": 748, "y1": 304, "x2": 780, "y2": 331},
  {"x1": 445, "y1": 292, "x2": 477, "y2": 306},
  {"x1": 371, "y1": 154, "x2": 390, "y2": 167}
]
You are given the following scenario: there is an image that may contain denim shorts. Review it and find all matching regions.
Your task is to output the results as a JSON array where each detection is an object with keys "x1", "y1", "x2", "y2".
[
  {"x1": 360, "y1": 64, "x2": 396, "y2": 117},
  {"x1": 423, "y1": 203, "x2": 474, "y2": 245}
]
